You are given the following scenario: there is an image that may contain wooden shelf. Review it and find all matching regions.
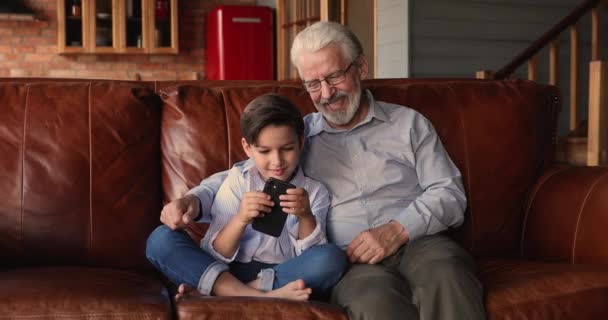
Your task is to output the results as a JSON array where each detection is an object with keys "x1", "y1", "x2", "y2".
[{"x1": 57, "y1": 0, "x2": 178, "y2": 54}]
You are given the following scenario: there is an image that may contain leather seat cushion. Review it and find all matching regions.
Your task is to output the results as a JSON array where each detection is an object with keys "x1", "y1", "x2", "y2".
[
  {"x1": 480, "y1": 259, "x2": 608, "y2": 320},
  {"x1": 175, "y1": 296, "x2": 347, "y2": 320},
  {"x1": 0, "y1": 266, "x2": 171, "y2": 319}
]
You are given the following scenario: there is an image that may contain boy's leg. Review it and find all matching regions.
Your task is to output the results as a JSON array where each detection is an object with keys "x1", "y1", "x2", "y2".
[
  {"x1": 145, "y1": 225, "x2": 228, "y2": 295},
  {"x1": 267, "y1": 243, "x2": 348, "y2": 297},
  {"x1": 397, "y1": 235, "x2": 486, "y2": 320},
  {"x1": 147, "y1": 226, "x2": 311, "y2": 300}
]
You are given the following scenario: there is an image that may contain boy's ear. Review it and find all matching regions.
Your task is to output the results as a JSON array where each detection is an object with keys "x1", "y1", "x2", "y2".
[
  {"x1": 298, "y1": 136, "x2": 304, "y2": 151},
  {"x1": 241, "y1": 138, "x2": 252, "y2": 157}
]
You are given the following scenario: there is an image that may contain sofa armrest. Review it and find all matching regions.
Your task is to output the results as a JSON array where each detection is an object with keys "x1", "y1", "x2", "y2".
[{"x1": 522, "y1": 165, "x2": 608, "y2": 264}]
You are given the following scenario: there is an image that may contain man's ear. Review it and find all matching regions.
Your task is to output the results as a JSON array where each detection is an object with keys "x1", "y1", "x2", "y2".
[
  {"x1": 357, "y1": 54, "x2": 369, "y2": 80},
  {"x1": 241, "y1": 137, "x2": 253, "y2": 157}
]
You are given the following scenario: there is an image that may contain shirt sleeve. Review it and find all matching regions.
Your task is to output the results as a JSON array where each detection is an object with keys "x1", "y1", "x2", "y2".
[
  {"x1": 288, "y1": 181, "x2": 329, "y2": 255},
  {"x1": 187, "y1": 161, "x2": 246, "y2": 223},
  {"x1": 394, "y1": 115, "x2": 467, "y2": 242},
  {"x1": 199, "y1": 168, "x2": 244, "y2": 263}
]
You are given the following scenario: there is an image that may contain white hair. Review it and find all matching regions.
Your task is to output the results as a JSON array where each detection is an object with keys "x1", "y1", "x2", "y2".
[{"x1": 290, "y1": 21, "x2": 363, "y2": 74}]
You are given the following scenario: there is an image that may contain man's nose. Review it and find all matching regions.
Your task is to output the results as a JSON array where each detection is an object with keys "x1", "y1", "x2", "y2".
[{"x1": 319, "y1": 80, "x2": 334, "y2": 99}]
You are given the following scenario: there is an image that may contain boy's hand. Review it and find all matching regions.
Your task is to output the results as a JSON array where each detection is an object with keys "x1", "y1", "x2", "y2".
[
  {"x1": 279, "y1": 188, "x2": 313, "y2": 220},
  {"x1": 160, "y1": 194, "x2": 200, "y2": 230},
  {"x1": 237, "y1": 191, "x2": 273, "y2": 224}
]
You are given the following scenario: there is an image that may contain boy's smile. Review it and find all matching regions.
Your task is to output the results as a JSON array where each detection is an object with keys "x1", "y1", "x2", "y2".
[{"x1": 242, "y1": 124, "x2": 302, "y2": 182}]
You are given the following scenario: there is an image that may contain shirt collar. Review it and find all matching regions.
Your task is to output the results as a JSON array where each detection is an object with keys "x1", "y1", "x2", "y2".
[
  {"x1": 242, "y1": 158, "x2": 306, "y2": 187},
  {"x1": 306, "y1": 89, "x2": 389, "y2": 137}
]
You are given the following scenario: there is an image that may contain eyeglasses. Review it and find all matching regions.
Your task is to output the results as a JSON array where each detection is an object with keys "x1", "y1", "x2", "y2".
[{"x1": 302, "y1": 60, "x2": 356, "y2": 92}]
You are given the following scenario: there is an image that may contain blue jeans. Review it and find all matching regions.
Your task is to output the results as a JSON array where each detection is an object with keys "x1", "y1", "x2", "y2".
[{"x1": 146, "y1": 225, "x2": 347, "y2": 298}]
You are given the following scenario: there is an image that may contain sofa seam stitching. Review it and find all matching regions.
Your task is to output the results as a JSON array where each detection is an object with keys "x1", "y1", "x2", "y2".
[
  {"x1": 572, "y1": 171, "x2": 608, "y2": 263},
  {"x1": 220, "y1": 88, "x2": 230, "y2": 169},
  {"x1": 520, "y1": 166, "x2": 570, "y2": 257},
  {"x1": 446, "y1": 84, "x2": 473, "y2": 251},
  {"x1": 88, "y1": 82, "x2": 93, "y2": 253},
  {"x1": 21, "y1": 84, "x2": 30, "y2": 245}
]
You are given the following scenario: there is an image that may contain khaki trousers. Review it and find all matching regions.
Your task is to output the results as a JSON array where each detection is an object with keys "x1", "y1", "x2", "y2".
[{"x1": 331, "y1": 235, "x2": 486, "y2": 320}]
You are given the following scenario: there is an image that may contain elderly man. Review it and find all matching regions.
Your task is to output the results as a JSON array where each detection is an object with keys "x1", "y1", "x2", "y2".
[{"x1": 150, "y1": 21, "x2": 485, "y2": 320}]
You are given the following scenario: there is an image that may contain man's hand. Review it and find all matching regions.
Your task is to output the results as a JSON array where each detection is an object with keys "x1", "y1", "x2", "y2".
[
  {"x1": 346, "y1": 221, "x2": 409, "y2": 264},
  {"x1": 160, "y1": 194, "x2": 200, "y2": 230}
]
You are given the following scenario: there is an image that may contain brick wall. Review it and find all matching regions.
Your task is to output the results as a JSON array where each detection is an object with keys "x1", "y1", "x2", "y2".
[{"x1": 0, "y1": 0, "x2": 254, "y2": 80}]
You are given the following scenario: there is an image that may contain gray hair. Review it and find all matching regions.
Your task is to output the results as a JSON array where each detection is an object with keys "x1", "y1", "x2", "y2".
[{"x1": 290, "y1": 21, "x2": 363, "y2": 74}]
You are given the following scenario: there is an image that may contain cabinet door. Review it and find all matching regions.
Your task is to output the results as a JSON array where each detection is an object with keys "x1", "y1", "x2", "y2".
[
  {"x1": 146, "y1": 0, "x2": 178, "y2": 54},
  {"x1": 120, "y1": 0, "x2": 146, "y2": 53},
  {"x1": 58, "y1": 0, "x2": 89, "y2": 53},
  {"x1": 90, "y1": 0, "x2": 118, "y2": 53},
  {"x1": 58, "y1": 0, "x2": 178, "y2": 54}
]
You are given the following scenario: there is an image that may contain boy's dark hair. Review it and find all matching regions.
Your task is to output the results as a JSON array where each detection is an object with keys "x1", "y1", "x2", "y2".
[{"x1": 240, "y1": 94, "x2": 304, "y2": 145}]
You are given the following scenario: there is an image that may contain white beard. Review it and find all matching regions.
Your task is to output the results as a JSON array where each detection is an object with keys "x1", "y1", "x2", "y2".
[{"x1": 315, "y1": 78, "x2": 362, "y2": 125}]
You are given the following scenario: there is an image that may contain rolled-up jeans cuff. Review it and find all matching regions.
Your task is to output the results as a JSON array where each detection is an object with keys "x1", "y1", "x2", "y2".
[
  {"x1": 197, "y1": 261, "x2": 229, "y2": 295},
  {"x1": 257, "y1": 268, "x2": 275, "y2": 292}
]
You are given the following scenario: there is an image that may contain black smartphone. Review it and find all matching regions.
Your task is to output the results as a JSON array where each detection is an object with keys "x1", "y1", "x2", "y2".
[{"x1": 252, "y1": 177, "x2": 296, "y2": 237}]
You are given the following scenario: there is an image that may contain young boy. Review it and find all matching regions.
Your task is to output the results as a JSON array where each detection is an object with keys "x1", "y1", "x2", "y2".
[{"x1": 147, "y1": 93, "x2": 346, "y2": 301}]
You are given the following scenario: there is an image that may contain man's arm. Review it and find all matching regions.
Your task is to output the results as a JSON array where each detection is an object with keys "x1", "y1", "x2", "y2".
[
  {"x1": 393, "y1": 116, "x2": 467, "y2": 241},
  {"x1": 348, "y1": 115, "x2": 466, "y2": 264}
]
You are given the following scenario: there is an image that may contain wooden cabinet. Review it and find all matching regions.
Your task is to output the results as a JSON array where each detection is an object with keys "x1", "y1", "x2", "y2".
[{"x1": 57, "y1": 0, "x2": 178, "y2": 54}]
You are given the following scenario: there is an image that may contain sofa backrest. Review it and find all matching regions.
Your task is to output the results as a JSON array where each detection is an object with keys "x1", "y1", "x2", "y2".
[
  {"x1": 0, "y1": 81, "x2": 162, "y2": 271},
  {"x1": 159, "y1": 79, "x2": 560, "y2": 257}
]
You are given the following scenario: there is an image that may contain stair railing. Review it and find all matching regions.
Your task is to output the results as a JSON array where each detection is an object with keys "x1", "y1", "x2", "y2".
[{"x1": 477, "y1": 0, "x2": 607, "y2": 166}]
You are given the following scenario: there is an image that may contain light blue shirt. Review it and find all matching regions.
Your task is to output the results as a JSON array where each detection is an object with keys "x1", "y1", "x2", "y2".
[
  {"x1": 190, "y1": 90, "x2": 466, "y2": 250},
  {"x1": 199, "y1": 159, "x2": 329, "y2": 264},
  {"x1": 301, "y1": 90, "x2": 466, "y2": 248}
]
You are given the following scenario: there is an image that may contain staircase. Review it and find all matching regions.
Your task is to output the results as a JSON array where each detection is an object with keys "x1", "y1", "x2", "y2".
[{"x1": 477, "y1": 0, "x2": 608, "y2": 166}]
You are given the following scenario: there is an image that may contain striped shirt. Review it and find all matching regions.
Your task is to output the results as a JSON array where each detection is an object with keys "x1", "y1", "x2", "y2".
[
  {"x1": 301, "y1": 90, "x2": 466, "y2": 248},
  {"x1": 190, "y1": 90, "x2": 466, "y2": 250},
  {"x1": 200, "y1": 159, "x2": 329, "y2": 264}
]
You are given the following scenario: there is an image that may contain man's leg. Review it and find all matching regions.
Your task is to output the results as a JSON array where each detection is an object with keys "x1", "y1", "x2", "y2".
[
  {"x1": 145, "y1": 225, "x2": 227, "y2": 294},
  {"x1": 331, "y1": 263, "x2": 419, "y2": 320},
  {"x1": 269, "y1": 243, "x2": 348, "y2": 298},
  {"x1": 398, "y1": 235, "x2": 486, "y2": 320}
]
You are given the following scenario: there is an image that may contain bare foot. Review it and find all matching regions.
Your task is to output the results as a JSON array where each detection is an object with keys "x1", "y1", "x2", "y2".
[
  {"x1": 175, "y1": 283, "x2": 204, "y2": 301},
  {"x1": 247, "y1": 278, "x2": 261, "y2": 290},
  {"x1": 264, "y1": 279, "x2": 311, "y2": 301}
]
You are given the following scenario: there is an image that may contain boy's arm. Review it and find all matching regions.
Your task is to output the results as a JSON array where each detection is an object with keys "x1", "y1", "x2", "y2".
[
  {"x1": 199, "y1": 169, "x2": 245, "y2": 263},
  {"x1": 287, "y1": 183, "x2": 329, "y2": 255},
  {"x1": 297, "y1": 212, "x2": 317, "y2": 239},
  {"x1": 186, "y1": 162, "x2": 247, "y2": 222}
]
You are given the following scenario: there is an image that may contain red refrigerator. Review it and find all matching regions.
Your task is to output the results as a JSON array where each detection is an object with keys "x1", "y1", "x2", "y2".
[{"x1": 206, "y1": 6, "x2": 274, "y2": 80}]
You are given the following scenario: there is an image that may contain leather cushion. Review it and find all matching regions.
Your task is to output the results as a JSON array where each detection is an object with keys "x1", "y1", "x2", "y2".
[
  {"x1": 480, "y1": 259, "x2": 608, "y2": 320},
  {"x1": 0, "y1": 266, "x2": 171, "y2": 319}
]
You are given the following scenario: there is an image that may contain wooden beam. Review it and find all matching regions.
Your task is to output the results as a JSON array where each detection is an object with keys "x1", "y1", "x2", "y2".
[
  {"x1": 549, "y1": 38, "x2": 560, "y2": 86},
  {"x1": 320, "y1": 0, "x2": 329, "y2": 21},
  {"x1": 276, "y1": 0, "x2": 286, "y2": 80},
  {"x1": 373, "y1": 0, "x2": 377, "y2": 79},
  {"x1": 587, "y1": 61, "x2": 608, "y2": 166},
  {"x1": 591, "y1": 6, "x2": 600, "y2": 60},
  {"x1": 341, "y1": 0, "x2": 347, "y2": 25},
  {"x1": 528, "y1": 55, "x2": 538, "y2": 81},
  {"x1": 476, "y1": 70, "x2": 494, "y2": 79},
  {"x1": 570, "y1": 25, "x2": 579, "y2": 131}
]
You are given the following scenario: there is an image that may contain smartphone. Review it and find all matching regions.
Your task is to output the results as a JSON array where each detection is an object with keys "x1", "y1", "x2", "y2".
[{"x1": 252, "y1": 177, "x2": 296, "y2": 237}]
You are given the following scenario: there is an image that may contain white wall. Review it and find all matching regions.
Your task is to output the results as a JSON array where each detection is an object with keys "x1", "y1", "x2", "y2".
[{"x1": 375, "y1": 0, "x2": 409, "y2": 78}]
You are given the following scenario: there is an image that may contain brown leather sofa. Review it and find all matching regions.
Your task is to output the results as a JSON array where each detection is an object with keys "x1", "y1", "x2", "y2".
[{"x1": 1, "y1": 78, "x2": 607, "y2": 320}]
